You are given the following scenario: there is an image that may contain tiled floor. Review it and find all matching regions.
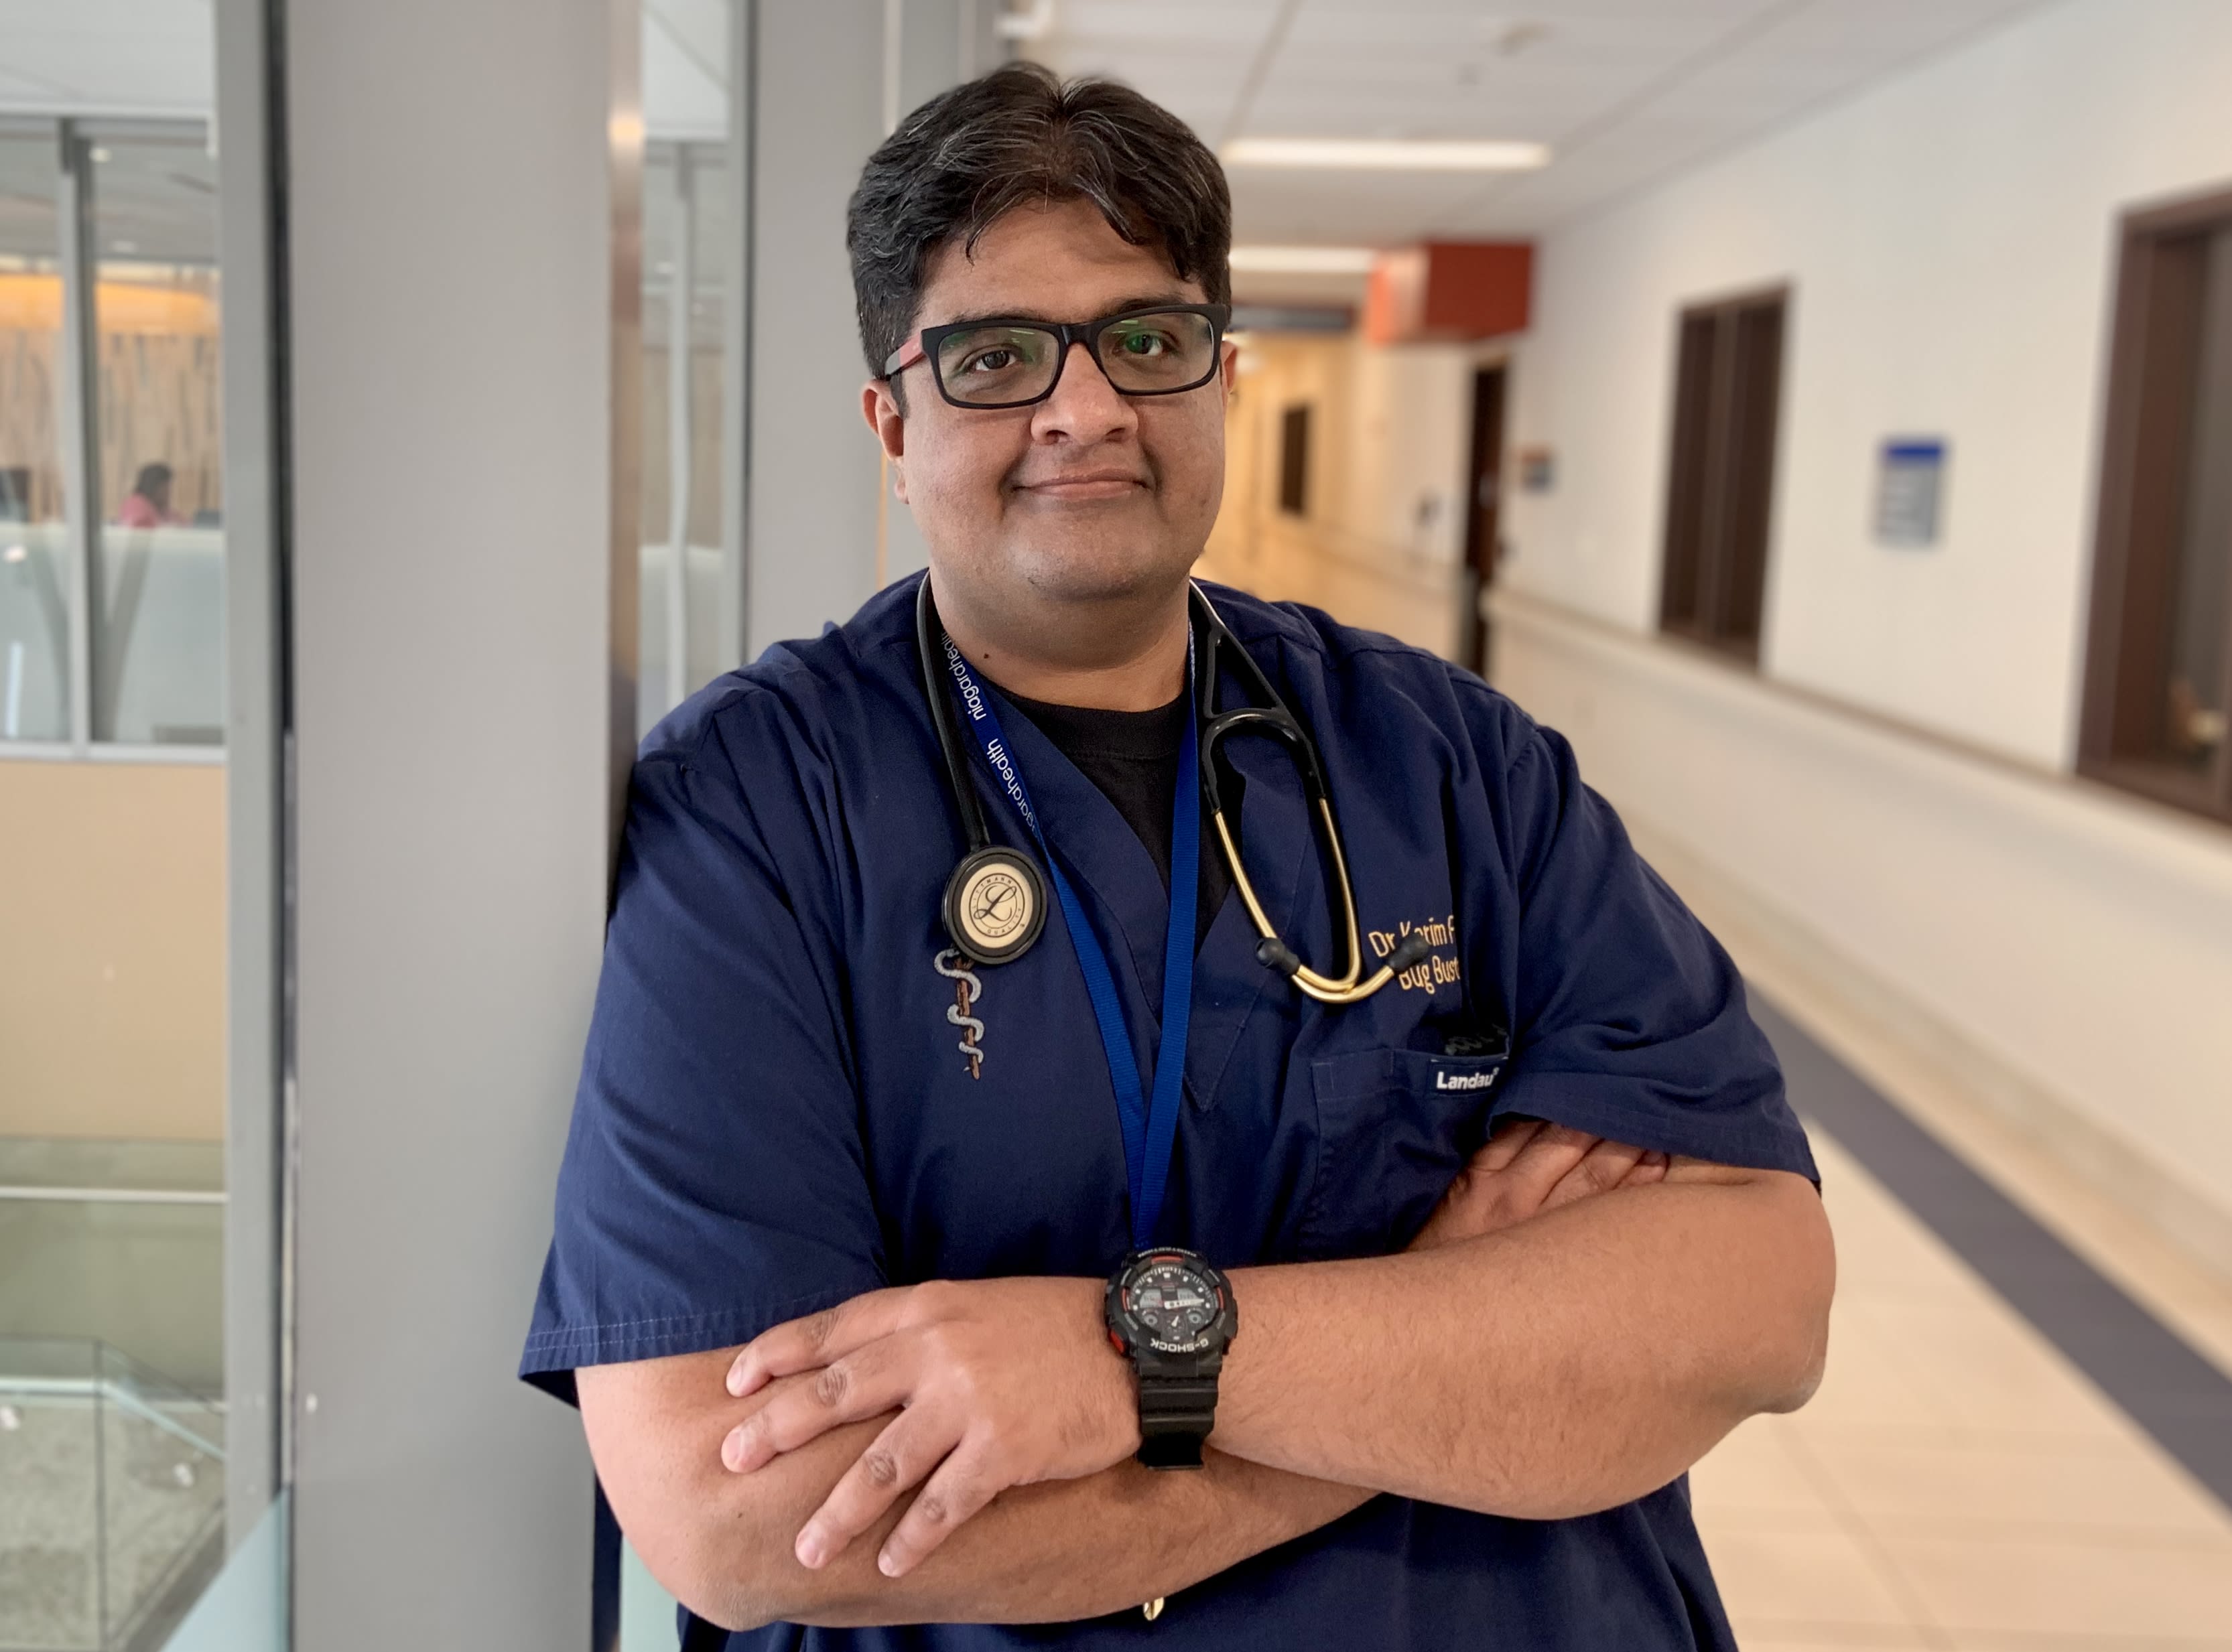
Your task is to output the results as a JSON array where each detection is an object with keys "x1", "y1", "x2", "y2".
[
  {"x1": 1195, "y1": 529, "x2": 1461, "y2": 660},
  {"x1": 1693, "y1": 1128, "x2": 2232, "y2": 1650}
]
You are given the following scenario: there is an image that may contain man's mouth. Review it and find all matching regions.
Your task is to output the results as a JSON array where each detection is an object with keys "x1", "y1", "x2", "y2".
[{"x1": 1014, "y1": 469, "x2": 1151, "y2": 501}]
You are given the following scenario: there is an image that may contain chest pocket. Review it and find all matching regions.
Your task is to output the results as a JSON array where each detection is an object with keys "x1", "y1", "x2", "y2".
[{"x1": 1299, "y1": 1045, "x2": 1510, "y2": 1261}]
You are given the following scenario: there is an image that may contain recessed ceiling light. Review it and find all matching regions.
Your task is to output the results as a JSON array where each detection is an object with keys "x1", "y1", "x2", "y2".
[
  {"x1": 1228, "y1": 245, "x2": 1379, "y2": 275},
  {"x1": 90, "y1": 147, "x2": 112, "y2": 163},
  {"x1": 1224, "y1": 137, "x2": 1549, "y2": 173}
]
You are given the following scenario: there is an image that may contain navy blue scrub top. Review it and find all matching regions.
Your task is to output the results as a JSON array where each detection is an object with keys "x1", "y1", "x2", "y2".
[{"x1": 522, "y1": 575, "x2": 1817, "y2": 1651}]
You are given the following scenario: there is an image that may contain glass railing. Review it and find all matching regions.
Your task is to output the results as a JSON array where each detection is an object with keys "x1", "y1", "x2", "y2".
[
  {"x1": 151, "y1": 1492, "x2": 285, "y2": 1652},
  {"x1": 0, "y1": 1337, "x2": 225, "y2": 1652}
]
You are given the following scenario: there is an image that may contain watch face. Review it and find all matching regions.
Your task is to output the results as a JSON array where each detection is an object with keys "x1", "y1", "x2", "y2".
[{"x1": 1115, "y1": 1251, "x2": 1232, "y2": 1356}]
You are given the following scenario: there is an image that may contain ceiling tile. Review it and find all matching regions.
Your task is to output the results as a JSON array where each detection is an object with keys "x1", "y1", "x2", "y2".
[{"x1": 1031, "y1": 0, "x2": 2052, "y2": 243}]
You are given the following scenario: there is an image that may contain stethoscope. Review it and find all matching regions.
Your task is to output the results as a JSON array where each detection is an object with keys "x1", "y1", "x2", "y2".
[{"x1": 917, "y1": 575, "x2": 1431, "y2": 1004}]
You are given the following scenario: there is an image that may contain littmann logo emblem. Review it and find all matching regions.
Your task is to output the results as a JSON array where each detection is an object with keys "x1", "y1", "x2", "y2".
[{"x1": 1435, "y1": 1067, "x2": 1499, "y2": 1092}]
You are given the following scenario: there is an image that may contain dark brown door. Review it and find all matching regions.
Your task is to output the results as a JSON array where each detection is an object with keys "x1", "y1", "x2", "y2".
[
  {"x1": 2080, "y1": 192, "x2": 2232, "y2": 825},
  {"x1": 1660, "y1": 290, "x2": 1786, "y2": 663},
  {"x1": 1461, "y1": 366, "x2": 1508, "y2": 676}
]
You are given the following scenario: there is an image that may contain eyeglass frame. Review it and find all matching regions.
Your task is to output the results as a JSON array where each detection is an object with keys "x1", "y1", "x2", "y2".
[{"x1": 879, "y1": 301, "x2": 1235, "y2": 411}]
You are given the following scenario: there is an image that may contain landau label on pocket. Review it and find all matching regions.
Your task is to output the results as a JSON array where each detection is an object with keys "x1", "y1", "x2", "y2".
[{"x1": 1434, "y1": 1066, "x2": 1500, "y2": 1092}]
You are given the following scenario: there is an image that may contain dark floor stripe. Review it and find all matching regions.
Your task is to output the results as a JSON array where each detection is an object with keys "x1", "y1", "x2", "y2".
[{"x1": 1751, "y1": 994, "x2": 2232, "y2": 1511}]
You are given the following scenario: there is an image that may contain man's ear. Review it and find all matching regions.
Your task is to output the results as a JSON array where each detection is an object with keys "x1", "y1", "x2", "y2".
[
  {"x1": 862, "y1": 381, "x2": 913, "y2": 504},
  {"x1": 861, "y1": 379, "x2": 906, "y2": 459},
  {"x1": 1218, "y1": 338, "x2": 1240, "y2": 403}
]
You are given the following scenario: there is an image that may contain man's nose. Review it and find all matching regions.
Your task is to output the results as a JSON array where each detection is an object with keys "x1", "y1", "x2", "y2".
[{"x1": 1031, "y1": 340, "x2": 1138, "y2": 445}]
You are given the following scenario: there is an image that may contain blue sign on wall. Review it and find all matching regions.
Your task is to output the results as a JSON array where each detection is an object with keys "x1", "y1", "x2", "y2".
[{"x1": 1876, "y1": 437, "x2": 1948, "y2": 548}]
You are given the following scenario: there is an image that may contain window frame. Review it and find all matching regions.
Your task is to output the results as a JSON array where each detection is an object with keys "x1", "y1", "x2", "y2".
[{"x1": 2079, "y1": 186, "x2": 2232, "y2": 827}]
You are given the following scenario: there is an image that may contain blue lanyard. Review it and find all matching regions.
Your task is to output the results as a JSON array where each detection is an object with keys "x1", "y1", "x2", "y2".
[{"x1": 939, "y1": 636, "x2": 1199, "y2": 1249}]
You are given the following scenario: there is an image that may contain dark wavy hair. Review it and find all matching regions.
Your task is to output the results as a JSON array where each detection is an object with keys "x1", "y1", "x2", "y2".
[{"x1": 846, "y1": 62, "x2": 1232, "y2": 389}]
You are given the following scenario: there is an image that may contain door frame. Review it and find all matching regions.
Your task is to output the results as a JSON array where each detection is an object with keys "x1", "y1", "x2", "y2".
[{"x1": 1460, "y1": 363, "x2": 1508, "y2": 677}]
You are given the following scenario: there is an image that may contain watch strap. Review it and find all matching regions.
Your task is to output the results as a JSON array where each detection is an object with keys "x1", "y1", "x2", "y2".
[{"x1": 1136, "y1": 1370, "x2": 1219, "y2": 1469}]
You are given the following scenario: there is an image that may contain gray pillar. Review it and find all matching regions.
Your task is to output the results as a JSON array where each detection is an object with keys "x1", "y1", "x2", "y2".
[
  {"x1": 283, "y1": 1, "x2": 641, "y2": 1647},
  {"x1": 738, "y1": 0, "x2": 992, "y2": 655}
]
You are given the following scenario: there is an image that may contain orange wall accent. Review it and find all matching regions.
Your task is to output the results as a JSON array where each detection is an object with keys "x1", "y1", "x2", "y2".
[{"x1": 1364, "y1": 242, "x2": 1532, "y2": 345}]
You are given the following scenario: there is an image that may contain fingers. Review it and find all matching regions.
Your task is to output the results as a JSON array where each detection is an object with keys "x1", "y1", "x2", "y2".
[
  {"x1": 1467, "y1": 1116, "x2": 1545, "y2": 1175},
  {"x1": 876, "y1": 1440, "x2": 1003, "y2": 1578},
  {"x1": 722, "y1": 1337, "x2": 913, "y2": 1472},
  {"x1": 1494, "y1": 1121, "x2": 1600, "y2": 1207},
  {"x1": 1544, "y1": 1140, "x2": 1667, "y2": 1210},
  {"x1": 728, "y1": 1289, "x2": 907, "y2": 1398},
  {"x1": 792, "y1": 1409, "x2": 954, "y2": 1570},
  {"x1": 1422, "y1": 1122, "x2": 1667, "y2": 1251}
]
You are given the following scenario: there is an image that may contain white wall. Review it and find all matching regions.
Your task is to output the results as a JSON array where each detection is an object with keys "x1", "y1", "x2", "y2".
[
  {"x1": 1491, "y1": 0, "x2": 2232, "y2": 1251},
  {"x1": 1502, "y1": 0, "x2": 2232, "y2": 770},
  {"x1": 1343, "y1": 341, "x2": 1473, "y2": 565}
]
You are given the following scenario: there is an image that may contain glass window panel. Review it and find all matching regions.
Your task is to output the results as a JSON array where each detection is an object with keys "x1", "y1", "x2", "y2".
[
  {"x1": 685, "y1": 151, "x2": 726, "y2": 691},
  {"x1": 0, "y1": 130, "x2": 70, "y2": 744},
  {"x1": 89, "y1": 130, "x2": 224, "y2": 747},
  {"x1": 3, "y1": 6, "x2": 278, "y2": 1646},
  {"x1": 638, "y1": 142, "x2": 728, "y2": 736},
  {"x1": 638, "y1": 145, "x2": 677, "y2": 735}
]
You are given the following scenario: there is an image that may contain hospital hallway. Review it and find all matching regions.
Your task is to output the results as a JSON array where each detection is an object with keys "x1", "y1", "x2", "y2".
[
  {"x1": 1219, "y1": 512, "x2": 2232, "y2": 1644},
  {"x1": 1167, "y1": 0, "x2": 2232, "y2": 1636}
]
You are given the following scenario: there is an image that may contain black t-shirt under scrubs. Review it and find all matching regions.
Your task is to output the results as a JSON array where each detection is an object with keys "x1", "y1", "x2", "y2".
[{"x1": 521, "y1": 574, "x2": 1818, "y2": 1651}]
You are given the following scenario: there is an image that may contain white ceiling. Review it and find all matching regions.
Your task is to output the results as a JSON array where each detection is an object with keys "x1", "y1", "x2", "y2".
[
  {"x1": 0, "y1": 0, "x2": 214, "y2": 119},
  {"x1": 0, "y1": 0, "x2": 730, "y2": 139},
  {"x1": 0, "y1": 0, "x2": 2056, "y2": 257},
  {"x1": 1027, "y1": 0, "x2": 2055, "y2": 246}
]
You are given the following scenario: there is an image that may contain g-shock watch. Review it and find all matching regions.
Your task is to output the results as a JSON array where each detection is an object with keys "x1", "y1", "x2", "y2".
[{"x1": 1104, "y1": 1247, "x2": 1238, "y2": 1470}]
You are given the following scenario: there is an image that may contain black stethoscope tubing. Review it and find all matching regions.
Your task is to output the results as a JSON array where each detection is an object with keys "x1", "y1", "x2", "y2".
[{"x1": 917, "y1": 575, "x2": 1429, "y2": 1001}]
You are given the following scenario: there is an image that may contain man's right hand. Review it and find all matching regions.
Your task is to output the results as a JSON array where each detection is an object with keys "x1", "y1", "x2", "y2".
[{"x1": 1409, "y1": 1119, "x2": 1667, "y2": 1252}]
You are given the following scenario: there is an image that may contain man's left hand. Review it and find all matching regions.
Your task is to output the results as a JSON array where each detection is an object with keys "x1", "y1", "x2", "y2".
[
  {"x1": 722, "y1": 1120, "x2": 1668, "y2": 1578},
  {"x1": 721, "y1": 1278, "x2": 1135, "y2": 1578}
]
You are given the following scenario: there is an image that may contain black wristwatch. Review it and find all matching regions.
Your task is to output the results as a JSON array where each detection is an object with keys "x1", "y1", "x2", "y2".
[{"x1": 1104, "y1": 1247, "x2": 1238, "y2": 1470}]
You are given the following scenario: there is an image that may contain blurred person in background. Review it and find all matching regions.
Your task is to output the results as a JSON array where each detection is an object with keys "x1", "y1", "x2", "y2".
[{"x1": 115, "y1": 461, "x2": 178, "y2": 528}]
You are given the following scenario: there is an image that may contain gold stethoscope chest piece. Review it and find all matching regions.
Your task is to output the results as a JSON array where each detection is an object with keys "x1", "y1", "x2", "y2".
[{"x1": 942, "y1": 844, "x2": 1044, "y2": 963}]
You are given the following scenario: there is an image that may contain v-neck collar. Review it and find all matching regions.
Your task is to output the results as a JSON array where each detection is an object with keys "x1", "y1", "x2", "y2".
[{"x1": 966, "y1": 657, "x2": 1316, "y2": 1109}]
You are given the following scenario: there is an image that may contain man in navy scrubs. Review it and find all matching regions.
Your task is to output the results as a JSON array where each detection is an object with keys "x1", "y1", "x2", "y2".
[{"x1": 523, "y1": 64, "x2": 1833, "y2": 1649}]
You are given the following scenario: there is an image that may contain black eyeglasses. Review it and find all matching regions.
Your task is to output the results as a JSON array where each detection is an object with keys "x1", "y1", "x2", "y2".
[{"x1": 881, "y1": 303, "x2": 1232, "y2": 410}]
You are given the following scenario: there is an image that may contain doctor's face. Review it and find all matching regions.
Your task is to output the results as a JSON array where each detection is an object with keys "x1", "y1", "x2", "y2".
[{"x1": 864, "y1": 198, "x2": 1236, "y2": 610}]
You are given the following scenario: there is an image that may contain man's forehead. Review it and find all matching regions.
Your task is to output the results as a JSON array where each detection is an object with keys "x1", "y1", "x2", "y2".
[{"x1": 913, "y1": 199, "x2": 1205, "y2": 327}]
